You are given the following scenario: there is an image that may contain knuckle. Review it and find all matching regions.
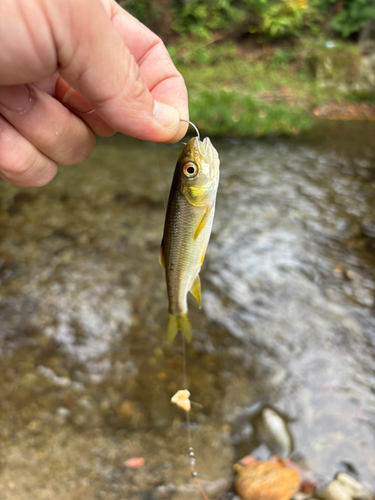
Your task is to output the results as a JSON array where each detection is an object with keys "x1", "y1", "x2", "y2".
[
  {"x1": 128, "y1": 62, "x2": 149, "y2": 103},
  {"x1": 27, "y1": 165, "x2": 58, "y2": 187},
  {"x1": 40, "y1": 114, "x2": 74, "y2": 153},
  {"x1": 43, "y1": 117, "x2": 96, "y2": 165},
  {"x1": 0, "y1": 118, "x2": 36, "y2": 176},
  {"x1": 60, "y1": 132, "x2": 96, "y2": 165},
  {"x1": 0, "y1": 146, "x2": 55, "y2": 187},
  {"x1": 0, "y1": 116, "x2": 57, "y2": 186},
  {"x1": 0, "y1": 149, "x2": 35, "y2": 177}
]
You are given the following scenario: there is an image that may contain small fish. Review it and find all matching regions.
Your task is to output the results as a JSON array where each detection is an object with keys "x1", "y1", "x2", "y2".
[{"x1": 160, "y1": 132, "x2": 220, "y2": 342}]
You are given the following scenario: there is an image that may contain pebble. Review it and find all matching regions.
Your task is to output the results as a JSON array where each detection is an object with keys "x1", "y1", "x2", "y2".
[
  {"x1": 117, "y1": 400, "x2": 135, "y2": 419},
  {"x1": 317, "y1": 473, "x2": 374, "y2": 500},
  {"x1": 124, "y1": 457, "x2": 145, "y2": 469},
  {"x1": 337, "y1": 472, "x2": 374, "y2": 499},
  {"x1": 56, "y1": 407, "x2": 71, "y2": 418}
]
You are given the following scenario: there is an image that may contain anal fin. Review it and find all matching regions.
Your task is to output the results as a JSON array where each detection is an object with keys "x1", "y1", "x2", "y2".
[{"x1": 189, "y1": 274, "x2": 201, "y2": 308}]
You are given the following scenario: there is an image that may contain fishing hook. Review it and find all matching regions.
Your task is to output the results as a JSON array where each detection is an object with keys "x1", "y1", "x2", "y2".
[{"x1": 180, "y1": 119, "x2": 201, "y2": 143}]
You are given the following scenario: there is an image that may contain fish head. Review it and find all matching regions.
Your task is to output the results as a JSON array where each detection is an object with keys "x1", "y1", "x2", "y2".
[{"x1": 177, "y1": 137, "x2": 220, "y2": 207}]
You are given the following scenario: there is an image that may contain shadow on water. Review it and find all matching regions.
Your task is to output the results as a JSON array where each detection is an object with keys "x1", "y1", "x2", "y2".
[{"x1": 0, "y1": 121, "x2": 375, "y2": 499}]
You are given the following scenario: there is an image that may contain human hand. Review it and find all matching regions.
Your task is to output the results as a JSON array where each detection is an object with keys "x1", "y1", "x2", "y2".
[{"x1": 0, "y1": 0, "x2": 188, "y2": 187}]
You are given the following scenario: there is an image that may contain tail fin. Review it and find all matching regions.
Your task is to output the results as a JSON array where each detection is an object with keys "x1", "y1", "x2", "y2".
[{"x1": 167, "y1": 313, "x2": 192, "y2": 342}]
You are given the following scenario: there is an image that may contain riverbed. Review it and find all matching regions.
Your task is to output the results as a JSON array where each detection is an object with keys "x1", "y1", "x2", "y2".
[{"x1": 0, "y1": 121, "x2": 374, "y2": 499}]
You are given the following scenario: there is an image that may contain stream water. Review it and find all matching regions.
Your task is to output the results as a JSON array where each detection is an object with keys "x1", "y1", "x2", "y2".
[{"x1": 0, "y1": 121, "x2": 374, "y2": 499}]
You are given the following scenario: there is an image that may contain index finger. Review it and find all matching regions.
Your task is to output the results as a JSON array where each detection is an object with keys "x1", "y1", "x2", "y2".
[
  {"x1": 105, "y1": 1, "x2": 189, "y2": 139},
  {"x1": 47, "y1": 0, "x2": 188, "y2": 142}
]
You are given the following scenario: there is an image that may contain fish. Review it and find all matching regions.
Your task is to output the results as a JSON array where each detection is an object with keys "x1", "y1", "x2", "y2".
[{"x1": 160, "y1": 134, "x2": 220, "y2": 342}]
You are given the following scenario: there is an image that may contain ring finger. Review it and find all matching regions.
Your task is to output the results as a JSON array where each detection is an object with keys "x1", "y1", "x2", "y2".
[{"x1": 0, "y1": 84, "x2": 96, "y2": 166}]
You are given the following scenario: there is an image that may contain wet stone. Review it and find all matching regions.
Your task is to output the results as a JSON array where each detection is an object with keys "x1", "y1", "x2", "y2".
[
  {"x1": 7, "y1": 192, "x2": 35, "y2": 215},
  {"x1": 317, "y1": 473, "x2": 375, "y2": 500},
  {"x1": 117, "y1": 400, "x2": 136, "y2": 419},
  {"x1": 234, "y1": 460, "x2": 301, "y2": 500}
]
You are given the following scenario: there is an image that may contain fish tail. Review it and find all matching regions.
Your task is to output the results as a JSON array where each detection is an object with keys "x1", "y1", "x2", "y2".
[{"x1": 167, "y1": 313, "x2": 192, "y2": 342}]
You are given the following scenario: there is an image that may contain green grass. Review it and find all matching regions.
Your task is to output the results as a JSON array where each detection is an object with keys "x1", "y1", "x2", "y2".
[
  {"x1": 167, "y1": 38, "x2": 375, "y2": 136},
  {"x1": 189, "y1": 90, "x2": 313, "y2": 136}
]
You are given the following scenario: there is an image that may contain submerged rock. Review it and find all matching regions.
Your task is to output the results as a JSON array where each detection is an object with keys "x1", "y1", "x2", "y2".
[
  {"x1": 234, "y1": 460, "x2": 300, "y2": 500},
  {"x1": 317, "y1": 473, "x2": 374, "y2": 500},
  {"x1": 231, "y1": 404, "x2": 294, "y2": 459},
  {"x1": 252, "y1": 406, "x2": 293, "y2": 458}
]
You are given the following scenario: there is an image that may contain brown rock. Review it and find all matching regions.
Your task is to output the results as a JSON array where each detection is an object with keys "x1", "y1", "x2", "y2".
[
  {"x1": 234, "y1": 460, "x2": 301, "y2": 500},
  {"x1": 117, "y1": 400, "x2": 135, "y2": 419}
]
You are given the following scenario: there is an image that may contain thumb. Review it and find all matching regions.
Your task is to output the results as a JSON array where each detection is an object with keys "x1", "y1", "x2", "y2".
[{"x1": 44, "y1": 0, "x2": 186, "y2": 142}]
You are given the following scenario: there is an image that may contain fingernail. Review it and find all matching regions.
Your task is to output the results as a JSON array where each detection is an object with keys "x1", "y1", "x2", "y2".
[
  {"x1": 0, "y1": 85, "x2": 33, "y2": 114},
  {"x1": 153, "y1": 101, "x2": 180, "y2": 129},
  {"x1": 62, "y1": 87, "x2": 94, "y2": 114}
]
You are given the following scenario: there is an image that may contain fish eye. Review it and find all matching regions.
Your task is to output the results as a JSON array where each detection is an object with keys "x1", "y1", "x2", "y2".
[{"x1": 183, "y1": 162, "x2": 198, "y2": 178}]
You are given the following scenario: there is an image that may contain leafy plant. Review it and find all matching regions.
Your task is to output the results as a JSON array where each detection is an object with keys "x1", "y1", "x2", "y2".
[
  {"x1": 117, "y1": 0, "x2": 375, "y2": 41},
  {"x1": 117, "y1": 0, "x2": 152, "y2": 25},
  {"x1": 171, "y1": 0, "x2": 246, "y2": 38},
  {"x1": 262, "y1": 0, "x2": 318, "y2": 38},
  {"x1": 330, "y1": 0, "x2": 375, "y2": 38}
]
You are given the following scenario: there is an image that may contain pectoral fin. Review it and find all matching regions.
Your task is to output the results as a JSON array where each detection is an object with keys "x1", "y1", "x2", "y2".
[
  {"x1": 189, "y1": 274, "x2": 201, "y2": 307},
  {"x1": 194, "y1": 208, "x2": 211, "y2": 240},
  {"x1": 159, "y1": 238, "x2": 165, "y2": 268}
]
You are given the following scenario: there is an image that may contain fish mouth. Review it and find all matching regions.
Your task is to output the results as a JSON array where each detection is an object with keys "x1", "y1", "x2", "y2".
[{"x1": 195, "y1": 137, "x2": 219, "y2": 166}]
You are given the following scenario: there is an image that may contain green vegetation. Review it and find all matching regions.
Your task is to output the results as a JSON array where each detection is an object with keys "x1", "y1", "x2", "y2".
[
  {"x1": 170, "y1": 38, "x2": 374, "y2": 136},
  {"x1": 189, "y1": 90, "x2": 314, "y2": 136},
  {"x1": 119, "y1": 0, "x2": 375, "y2": 41},
  {"x1": 328, "y1": 0, "x2": 375, "y2": 38},
  {"x1": 118, "y1": 1, "x2": 375, "y2": 136},
  {"x1": 171, "y1": 41, "x2": 315, "y2": 136}
]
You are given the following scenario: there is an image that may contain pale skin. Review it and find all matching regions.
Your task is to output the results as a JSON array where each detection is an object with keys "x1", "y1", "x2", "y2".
[{"x1": 0, "y1": 0, "x2": 189, "y2": 188}]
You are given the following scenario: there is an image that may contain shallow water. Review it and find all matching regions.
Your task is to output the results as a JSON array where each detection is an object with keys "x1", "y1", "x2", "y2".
[{"x1": 0, "y1": 121, "x2": 375, "y2": 499}]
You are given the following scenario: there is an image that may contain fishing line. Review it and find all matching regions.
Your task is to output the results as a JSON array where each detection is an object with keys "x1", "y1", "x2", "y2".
[
  {"x1": 156, "y1": 121, "x2": 208, "y2": 499},
  {"x1": 153, "y1": 142, "x2": 167, "y2": 211},
  {"x1": 179, "y1": 121, "x2": 208, "y2": 499},
  {"x1": 181, "y1": 336, "x2": 209, "y2": 500}
]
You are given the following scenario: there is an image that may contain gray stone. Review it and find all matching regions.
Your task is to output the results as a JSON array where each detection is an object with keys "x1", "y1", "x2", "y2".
[
  {"x1": 336, "y1": 473, "x2": 374, "y2": 500},
  {"x1": 317, "y1": 474, "x2": 374, "y2": 500},
  {"x1": 317, "y1": 480, "x2": 352, "y2": 500}
]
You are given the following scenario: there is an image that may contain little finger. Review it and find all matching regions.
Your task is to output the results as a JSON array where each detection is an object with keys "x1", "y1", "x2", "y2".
[{"x1": 0, "y1": 116, "x2": 58, "y2": 187}]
